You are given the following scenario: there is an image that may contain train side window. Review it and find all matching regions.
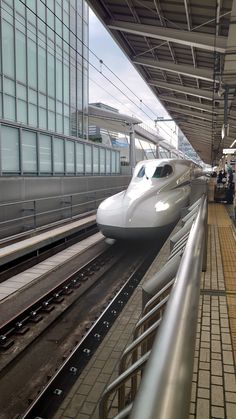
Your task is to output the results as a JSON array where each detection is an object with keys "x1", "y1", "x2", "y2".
[
  {"x1": 137, "y1": 166, "x2": 145, "y2": 178},
  {"x1": 152, "y1": 165, "x2": 173, "y2": 178},
  {"x1": 153, "y1": 166, "x2": 164, "y2": 178},
  {"x1": 162, "y1": 165, "x2": 173, "y2": 177}
]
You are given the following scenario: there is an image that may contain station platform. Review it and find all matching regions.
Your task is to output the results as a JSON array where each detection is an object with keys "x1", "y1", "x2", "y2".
[
  {"x1": 0, "y1": 231, "x2": 103, "y2": 304},
  {"x1": 53, "y1": 202, "x2": 236, "y2": 419},
  {"x1": 0, "y1": 214, "x2": 96, "y2": 267}
]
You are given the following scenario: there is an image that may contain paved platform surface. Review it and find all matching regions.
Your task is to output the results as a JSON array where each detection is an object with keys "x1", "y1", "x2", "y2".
[
  {"x1": 53, "y1": 203, "x2": 236, "y2": 419},
  {"x1": 0, "y1": 215, "x2": 96, "y2": 266},
  {"x1": 0, "y1": 232, "x2": 103, "y2": 303}
]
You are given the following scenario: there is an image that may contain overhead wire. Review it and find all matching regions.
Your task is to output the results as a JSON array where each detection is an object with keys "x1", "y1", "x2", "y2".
[
  {"x1": 27, "y1": 0, "x2": 174, "y2": 138},
  {"x1": 2, "y1": 2, "x2": 164, "y2": 141},
  {"x1": 38, "y1": 0, "x2": 170, "y2": 123},
  {"x1": 211, "y1": 0, "x2": 221, "y2": 165},
  {"x1": 16, "y1": 0, "x2": 165, "y2": 127}
]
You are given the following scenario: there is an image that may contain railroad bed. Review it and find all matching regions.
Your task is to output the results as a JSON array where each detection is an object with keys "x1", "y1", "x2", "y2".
[
  {"x1": 0, "y1": 214, "x2": 97, "y2": 284},
  {"x1": 0, "y1": 231, "x2": 163, "y2": 419}
]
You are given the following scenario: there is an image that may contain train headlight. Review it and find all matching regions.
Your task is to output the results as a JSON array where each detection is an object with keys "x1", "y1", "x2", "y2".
[{"x1": 155, "y1": 201, "x2": 170, "y2": 212}]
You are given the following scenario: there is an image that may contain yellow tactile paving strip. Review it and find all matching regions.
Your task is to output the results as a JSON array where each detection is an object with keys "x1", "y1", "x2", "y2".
[
  {"x1": 208, "y1": 203, "x2": 232, "y2": 227},
  {"x1": 209, "y1": 203, "x2": 236, "y2": 363}
]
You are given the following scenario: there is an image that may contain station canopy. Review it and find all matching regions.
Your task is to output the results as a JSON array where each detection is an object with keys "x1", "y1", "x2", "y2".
[{"x1": 88, "y1": 0, "x2": 236, "y2": 165}]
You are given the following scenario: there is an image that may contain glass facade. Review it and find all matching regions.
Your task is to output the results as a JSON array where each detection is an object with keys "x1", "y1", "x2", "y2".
[
  {"x1": 0, "y1": 0, "x2": 120, "y2": 176},
  {"x1": 0, "y1": 0, "x2": 88, "y2": 137},
  {"x1": 0, "y1": 124, "x2": 120, "y2": 175}
]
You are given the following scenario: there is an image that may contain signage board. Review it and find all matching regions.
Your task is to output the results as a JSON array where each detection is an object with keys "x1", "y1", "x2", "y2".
[{"x1": 223, "y1": 148, "x2": 236, "y2": 154}]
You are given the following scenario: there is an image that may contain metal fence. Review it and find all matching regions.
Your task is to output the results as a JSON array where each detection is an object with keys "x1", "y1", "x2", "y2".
[
  {"x1": 99, "y1": 195, "x2": 207, "y2": 419},
  {"x1": 0, "y1": 185, "x2": 126, "y2": 240}
]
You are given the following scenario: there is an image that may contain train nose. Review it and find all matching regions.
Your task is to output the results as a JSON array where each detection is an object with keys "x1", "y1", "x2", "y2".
[{"x1": 96, "y1": 192, "x2": 131, "y2": 238}]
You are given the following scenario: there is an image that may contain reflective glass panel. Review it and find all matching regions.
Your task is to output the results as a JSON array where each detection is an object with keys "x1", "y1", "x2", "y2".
[
  {"x1": 39, "y1": 134, "x2": 52, "y2": 172},
  {"x1": 76, "y1": 142, "x2": 84, "y2": 173},
  {"x1": 93, "y1": 147, "x2": 99, "y2": 174},
  {"x1": 53, "y1": 137, "x2": 64, "y2": 173},
  {"x1": 85, "y1": 144, "x2": 92, "y2": 173},
  {"x1": 22, "y1": 130, "x2": 37, "y2": 172},
  {"x1": 111, "y1": 151, "x2": 116, "y2": 174},
  {"x1": 1, "y1": 125, "x2": 20, "y2": 172},
  {"x1": 65, "y1": 140, "x2": 75, "y2": 173},
  {"x1": 106, "y1": 149, "x2": 111, "y2": 173},
  {"x1": 100, "y1": 148, "x2": 105, "y2": 174}
]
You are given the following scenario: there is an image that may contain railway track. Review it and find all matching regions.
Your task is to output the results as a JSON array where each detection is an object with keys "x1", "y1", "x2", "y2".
[
  {"x1": 0, "y1": 219, "x2": 98, "y2": 283},
  {"x1": 0, "y1": 238, "x2": 161, "y2": 419},
  {"x1": 0, "y1": 244, "x2": 121, "y2": 359}
]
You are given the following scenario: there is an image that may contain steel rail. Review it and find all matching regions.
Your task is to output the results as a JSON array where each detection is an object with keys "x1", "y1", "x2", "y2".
[
  {"x1": 130, "y1": 195, "x2": 207, "y2": 419},
  {"x1": 20, "y1": 249, "x2": 156, "y2": 419},
  {"x1": 0, "y1": 246, "x2": 116, "y2": 349}
]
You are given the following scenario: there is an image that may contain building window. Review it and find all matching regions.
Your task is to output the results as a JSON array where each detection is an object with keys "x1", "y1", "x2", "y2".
[
  {"x1": 28, "y1": 39, "x2": 37, "y2": 89},
  {"x1": 65, "y1": 140, "x2": 75, "y2": 173},
  {"x1": 111, "y1": 151, "x2": 116, "y2": 174},
  {"x1": 2, "y1": 21, "x2": 14, "y2": 79},
  {"x1": 28, "y1": 104, "x2": 38, "y2": 126},
  {"x1": 22, "y1": 130, "x2": 37, "y2": 172},
  {"x1": 1, "y1": 125, "x2": 20, "y2": 172},
  {"x1": 4, "y1": 95, "x2": 16, "y2": 121},
  {"x1": 85, "y1": 144, "x2": 92, "y2": 173},
  {"x1": 48, "y1": 52, "x2": 55, "y2": 98},
  {"x1": 17, "y1": 100, "x2": 27, "y2": 124},
  {"x1": 53, "y1": 137, "x2": 64, "y2": 173},
  {"x1": 16, "y1": 29, "x2": 27, "y2": 84},
  {"x1": 93, "y1": 147, "x2": 99, "y2": 174},
  {"x1": 100, "y1": 148, "x2": 105, "y2": 174},
  {"x1": 39, "y1": 134, "x2": 52, "y2": 173},
  {"x1": 38, "y1": 46, "x2": 46, "y2": 94},
  {"x1": 39, "y1": 108, "x2": 47, "y2": 130},
  {"x1": 106, "y1": 149, "x2": 111, "y2": 173},
  {"x1": 76, "y1": 142, "x2": 84, "y2": 173},
  {"x1": 116, "y1": 152, "x2": 120, "y2": 174}
]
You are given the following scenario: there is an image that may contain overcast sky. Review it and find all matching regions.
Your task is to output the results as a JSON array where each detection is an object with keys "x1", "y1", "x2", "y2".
[{"x1": 88, "y1": 8, "x2": 176, "y2": 143}]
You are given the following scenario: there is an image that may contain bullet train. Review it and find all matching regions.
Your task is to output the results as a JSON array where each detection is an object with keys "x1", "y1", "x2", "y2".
[{"x1": 96, "y1": 159, "x2": 202, "y2": 240}]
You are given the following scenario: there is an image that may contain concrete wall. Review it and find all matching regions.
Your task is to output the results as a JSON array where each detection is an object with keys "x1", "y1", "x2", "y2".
[
  {"x1": 0, "y1": 175, "x2": 131, "y2": 238},
  {"x1": 0, "y1": 175, "x2": 131, "y2": 203}
]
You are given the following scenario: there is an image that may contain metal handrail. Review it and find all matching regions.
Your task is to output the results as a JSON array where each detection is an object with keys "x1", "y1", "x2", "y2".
[
  {"x1": 133, "y1": 295, "x2": 169, "y2": 339},
  {"x1": 0, "y1": 185, "x2": 127, "y2": 237},
  {"x1": 0, "y1": 185, "x2": 127, "y2": 208},
  {"x1": 119, "y1": 318, "x2": 162, "y2": 375},
  {"x1": 113, "y1": 404, "x2": 133, "y2": 419},
  {"x1": 130, "y1": 195, "x2": 207, "y2": 419},
  {"x1": 99, "y1": 351, "x2": 150, "y2": 419},
  {"x1": 143, "y1": 277, "x2": 175, "y2": 315}
]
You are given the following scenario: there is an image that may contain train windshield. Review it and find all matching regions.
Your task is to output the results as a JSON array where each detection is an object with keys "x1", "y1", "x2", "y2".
[
  {"x1": 153, "y1": 165, "x2": 173, "y2": 178},
  {"x1": 137, "y1": 164, "x2": 173, "y2": 179}
]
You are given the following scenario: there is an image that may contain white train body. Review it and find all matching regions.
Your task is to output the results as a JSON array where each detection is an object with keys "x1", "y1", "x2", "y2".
[{"x1": 97, "y1": 159, "x2": 201, "y2": 239}]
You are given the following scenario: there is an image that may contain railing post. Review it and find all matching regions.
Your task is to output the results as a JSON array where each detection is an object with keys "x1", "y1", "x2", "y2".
[
  {"x1": 130, "y1": 196, "x2": 207, "y2": 419},
  {"x1": 202, "y1": 200, "x2": 208, "y2": 272},
  {"x1": 33, "y1": 200, "x2": 37, "y2": 230}
]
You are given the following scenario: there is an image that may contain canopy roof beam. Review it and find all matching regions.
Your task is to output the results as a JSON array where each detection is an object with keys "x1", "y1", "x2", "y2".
[
  {"x1": 108, "y1": 20, "x2": 227, "y2": 53},
  {"x1": 149, "y1": 80, "x2": 215, "y2": 100},
  {"x1": 159, "y1": 96, "x2": 221, "y2": 114},
  {"x1": 167, "y1": 107, "x2": 213, "y2": 121},
  {"x1": 133, "y1": 57, "x2": 216, "y2": 82}
]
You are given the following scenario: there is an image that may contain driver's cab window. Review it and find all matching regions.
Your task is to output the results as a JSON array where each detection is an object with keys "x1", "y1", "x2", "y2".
[
  {"x1": 153, "y1": 167, "x2": 163, "y2": 178},
  {"x1": 137, "y1": 164, "x2": 173, "y2": 179},
  {"x1": 162, "y1": 164, "x2": 173, "y2": 177},
  {"x1": 137, "y1": 166, "x2": 145, "y2": 178},
  {"x1": 153, "y1": 164, "x2": 173, "y2": 178}
]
